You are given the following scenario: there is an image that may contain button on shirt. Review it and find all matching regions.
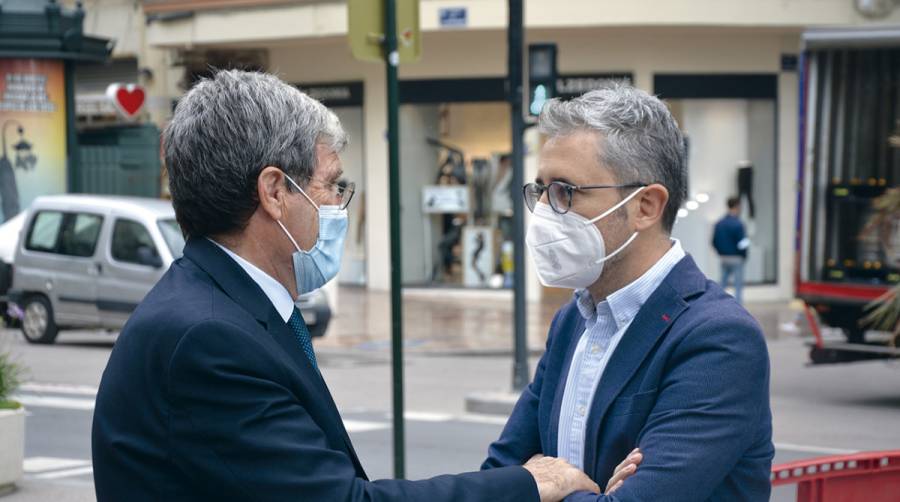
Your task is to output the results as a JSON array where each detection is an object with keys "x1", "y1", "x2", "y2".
[
  {"x1": 209, "y1": 239, "x2": 295, "y2": 323},
  {"x1": 557, "y1": 239, "x2": 686, "y2": 470}
]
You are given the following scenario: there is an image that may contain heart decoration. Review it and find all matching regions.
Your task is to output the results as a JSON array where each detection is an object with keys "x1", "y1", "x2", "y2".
[{"x1": 106, "y1": 83, "x2": 146, "y2": 119}]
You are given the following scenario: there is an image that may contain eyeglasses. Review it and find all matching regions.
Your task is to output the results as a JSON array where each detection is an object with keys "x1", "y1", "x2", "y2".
[
  {"x1": 295, "y1": 175, "x2": 357, "y2": 210},
  {"x1": 523, "y1": 181, "x2": 646, "y2": 215}
]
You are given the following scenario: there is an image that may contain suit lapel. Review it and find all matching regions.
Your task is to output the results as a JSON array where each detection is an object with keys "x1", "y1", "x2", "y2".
[
  {"x1": 266, "y1": 310, "x2": 368, "y2": 479},
  {"x1": 183, "y1": 237, "x2": 367, "y2": 478},
  {"x1": 578, "y1": 255, "x2": 708, "y2": 475}
]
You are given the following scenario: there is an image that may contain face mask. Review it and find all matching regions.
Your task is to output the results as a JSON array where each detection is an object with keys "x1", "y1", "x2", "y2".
[
  {"x1": 526, "y1": 187, "x2": 644, "y2": 290},
  {"x1": 276, "y1": 176, "x2": 349, "y2": 295}
]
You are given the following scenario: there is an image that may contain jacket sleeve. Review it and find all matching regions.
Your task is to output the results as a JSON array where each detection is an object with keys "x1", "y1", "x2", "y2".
[
  {"x1": 562, "y1": 314, "x2": 772, "y2": 502},
  {"x1": 166, "y1": 320, "x2": 539, "y2": 502},
  {"x1": 482, "y1": 308, "x2": 566, "y2": 470}
]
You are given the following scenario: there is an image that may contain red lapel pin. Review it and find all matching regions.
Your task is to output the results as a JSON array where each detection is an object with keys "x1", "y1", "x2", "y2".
[{"x1": 662, "y1": 314, "x2": 670, "y2": 322}]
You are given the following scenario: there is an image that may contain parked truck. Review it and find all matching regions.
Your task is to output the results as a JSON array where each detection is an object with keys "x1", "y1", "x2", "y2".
[{"x1": 796, "y1": 27, "x2": 900, "y2": 364}]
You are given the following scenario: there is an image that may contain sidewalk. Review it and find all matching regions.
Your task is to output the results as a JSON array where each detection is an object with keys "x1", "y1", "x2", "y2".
[{"x1": 317, "y1": 286, "x2": 804, "y2": 354}]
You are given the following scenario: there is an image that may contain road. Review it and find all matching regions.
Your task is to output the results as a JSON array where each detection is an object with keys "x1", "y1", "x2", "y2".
[{"x1": 2, "y1": 299, "x2": 900, "y2": 501}]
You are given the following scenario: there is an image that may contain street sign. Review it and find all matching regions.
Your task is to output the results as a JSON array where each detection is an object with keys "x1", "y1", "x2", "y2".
[
  {"x1": 439, "y1": 7, "x2": 467, "y2": 28},
  {"x1": 348, "y1": 0, "x2": 421, "y2": 63}
]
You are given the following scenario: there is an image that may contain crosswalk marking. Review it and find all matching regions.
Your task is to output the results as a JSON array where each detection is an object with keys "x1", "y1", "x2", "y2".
[
  {"x1": 33, "y1": 466, "x2": 94, "y2": 480},
  {"x1": 24, "y1": 457, "x2": 91, "y2": 473},
  {"x1": 343, "y1": 420, "x2": 390, "y2": 433},
  {"x1": 14, "y1": 394, "x2": 95, "y2": 411},
  {"x1": 20, "y1": 383, "x2": 98, "y2": 396}
]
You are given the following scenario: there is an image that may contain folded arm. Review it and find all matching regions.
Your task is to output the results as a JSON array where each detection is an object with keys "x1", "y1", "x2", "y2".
[{"x1": 564, "y1": 316, "x2": 771, "y2": 502}]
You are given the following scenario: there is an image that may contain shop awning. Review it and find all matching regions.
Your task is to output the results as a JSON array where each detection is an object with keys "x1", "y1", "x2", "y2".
[
  {"x1": 0, "y1": 0, "x2": 114, "y2": 62},
  {"x1": 803, "y1": 26, "x2": 900, "y2": 49}
]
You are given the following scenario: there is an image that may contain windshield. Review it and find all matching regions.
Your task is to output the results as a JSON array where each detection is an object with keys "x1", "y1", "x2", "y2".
[{"x1": 158, "y1": 218, "x2": 185, "y2": 258}]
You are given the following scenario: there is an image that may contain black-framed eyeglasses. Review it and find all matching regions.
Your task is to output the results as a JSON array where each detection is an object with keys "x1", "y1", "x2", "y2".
[
  {"x1": 523, "y1": 181, "x2": 646, "y2": 215},
  {"x1": 296, "y1": 175, "x2": 357, "y2": 210}
]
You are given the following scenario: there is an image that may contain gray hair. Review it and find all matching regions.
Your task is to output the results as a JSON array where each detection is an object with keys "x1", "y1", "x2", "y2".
[
  {"x1": 164, "y1": 69, "x2": 347, "y2": 238},
  {"x1": 539, "y1": 82, "x2": 686, "y2": 232}
]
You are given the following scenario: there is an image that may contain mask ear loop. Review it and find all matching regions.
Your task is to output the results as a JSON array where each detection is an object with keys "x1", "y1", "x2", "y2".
[
  {"x1": 278, "y1": 174, "x2": 319, "y2": 253},
  {"x1": 276, "y1": 220, "x2": 303, "y2": 253},
  {"x1": 284, "y1": 174, "x2": 320, "y2": 211},
  {"x1": 585, "y1": 186, "x2": 645, "y2": 265},
  {"x1": 594, "y1": 231, "x2": 639, "y2": 265},
  {"x1": 584, "y1": 186, "x2": 645, "y2": 225}
]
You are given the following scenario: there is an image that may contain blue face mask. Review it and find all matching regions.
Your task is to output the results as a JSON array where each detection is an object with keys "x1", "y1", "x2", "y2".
[{"x1": 276, "y1": 176, "x2": 349, "y2": 295}]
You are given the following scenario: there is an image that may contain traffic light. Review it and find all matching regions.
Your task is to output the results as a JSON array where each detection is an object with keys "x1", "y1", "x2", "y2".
[{"x1": 527, "y1": 43, "x2": 557, "y2": 117}]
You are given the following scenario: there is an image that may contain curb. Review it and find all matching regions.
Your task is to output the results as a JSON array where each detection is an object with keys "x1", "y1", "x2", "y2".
[{"x1": 464, "y1": 391, "x2": 520, "y2": 416}]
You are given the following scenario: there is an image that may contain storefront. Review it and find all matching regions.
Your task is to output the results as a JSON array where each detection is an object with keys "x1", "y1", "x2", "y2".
[{"x1": 139, "y1": 0, "x2": 900, "y2": 301}]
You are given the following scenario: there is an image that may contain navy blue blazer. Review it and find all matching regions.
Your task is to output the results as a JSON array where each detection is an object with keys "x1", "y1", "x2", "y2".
[
  {"x1": 92, "y1": 237, "x2": 538, "y2": 501},
  {"x1": 482, "y1": 255, "x2": 773, "y2": 501}
]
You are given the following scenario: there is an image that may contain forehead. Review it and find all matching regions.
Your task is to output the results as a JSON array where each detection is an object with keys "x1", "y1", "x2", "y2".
[
  {"x1": 538, "y1": 130, "x2": 615, "y2": 184},
  {"x1": 313, "y1": 144, "x2": 343, "y2": 179}
]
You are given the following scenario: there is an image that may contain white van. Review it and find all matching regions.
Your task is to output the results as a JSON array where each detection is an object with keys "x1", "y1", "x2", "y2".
[{"x1": 7, "y1": 195, "x2": 330, "y2": 344}]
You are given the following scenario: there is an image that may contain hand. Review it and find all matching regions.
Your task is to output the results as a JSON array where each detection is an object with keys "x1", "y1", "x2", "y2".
[
  {"x1": 523, "y1": 454, "x2": 601, "y2": 502},
  {"x1": 606, "y1": 448, "x2": 642, "y2": 494}
]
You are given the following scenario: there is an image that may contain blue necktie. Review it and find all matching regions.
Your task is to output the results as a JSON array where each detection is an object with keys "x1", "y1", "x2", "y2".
[{"x1": 287, "y1": 308, "x2": 318, "y2": 370}]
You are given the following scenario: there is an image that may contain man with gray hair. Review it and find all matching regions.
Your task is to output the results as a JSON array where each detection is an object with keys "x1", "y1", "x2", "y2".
[
  {"x1": 91, "y1": 70, "x2": 612, "y2": 501},
  {"x1": 482, "y1": 83, "x2": 774, "y2": 501}
]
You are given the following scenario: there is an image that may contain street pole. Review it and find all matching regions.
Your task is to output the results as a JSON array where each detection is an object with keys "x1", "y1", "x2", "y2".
[
  {"x1": 508, "y1": 0, "x2": 530, "y2": 391},
  {"x1": 383, "y1": 0, "x2": 406, "y2": 480}
]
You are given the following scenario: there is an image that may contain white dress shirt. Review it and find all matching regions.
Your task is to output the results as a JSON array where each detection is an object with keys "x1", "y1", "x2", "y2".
[
  {"x1": 209, "y1": 239, "x2": 295, "y2": 323},
  {"x1": 557, "y1": 239, "x2": 686, "y2": 469}
]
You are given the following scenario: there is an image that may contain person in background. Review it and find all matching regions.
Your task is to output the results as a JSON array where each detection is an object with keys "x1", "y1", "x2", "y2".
[{"x1": 712, "y1": 196, "x2": 750, "y2": 304}]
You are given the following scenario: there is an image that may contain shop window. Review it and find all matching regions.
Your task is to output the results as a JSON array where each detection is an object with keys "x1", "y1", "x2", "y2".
[
  {"x1": 399, "y1": 102, "x2": 512, "y2": 288},
  {"x1": 654, "y1": 73, "x2": 779, "y2": 285}
]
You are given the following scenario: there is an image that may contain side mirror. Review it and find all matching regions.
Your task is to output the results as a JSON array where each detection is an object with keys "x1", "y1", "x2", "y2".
[{"x1": 136, "y1": 246, "x2": 163, "y2": 269}]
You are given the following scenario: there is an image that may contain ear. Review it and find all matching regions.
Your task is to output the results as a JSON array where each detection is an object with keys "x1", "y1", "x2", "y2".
[
  {"x1": 633, "y1": 184, "x2": 669, "y2": 231},
  {"x1": 257, "y1": 166, "x2": 289, "y2": 221}
]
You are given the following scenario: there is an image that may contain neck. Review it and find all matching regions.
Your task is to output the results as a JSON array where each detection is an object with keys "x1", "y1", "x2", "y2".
[
  {"x1": 587, "y1": 233, "x2": 671, "y2": 303},
  {"x1": 211, "y1": 230, "x2": 298, "y2": 299}
]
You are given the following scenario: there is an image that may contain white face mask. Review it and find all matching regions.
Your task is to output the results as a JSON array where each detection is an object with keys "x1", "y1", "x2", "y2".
[{"x1": 526, "y1": 187, "x2": 644, "y2": 290}]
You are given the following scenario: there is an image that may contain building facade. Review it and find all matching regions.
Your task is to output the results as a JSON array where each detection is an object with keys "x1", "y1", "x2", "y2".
[{"x1": 89, "y1": 0, "x2": 900, "y2": 303}]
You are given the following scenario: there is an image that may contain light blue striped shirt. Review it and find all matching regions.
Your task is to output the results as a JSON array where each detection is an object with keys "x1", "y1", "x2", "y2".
[{"x1": 557, "y1": 239, "x2": 686, "y2": 470}]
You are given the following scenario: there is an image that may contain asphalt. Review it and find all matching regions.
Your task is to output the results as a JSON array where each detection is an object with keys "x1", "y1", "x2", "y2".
[{"x1": 0, "y1": 294, "x2": 898, "y2": 501}]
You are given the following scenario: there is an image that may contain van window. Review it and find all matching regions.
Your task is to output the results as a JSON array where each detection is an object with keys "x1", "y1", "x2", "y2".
[
  {"x1": 157, "y1": 219, "x2": 185, "y2": 258},
  {"x1": 26, "y1": 211, "x2": 103, "y2": 257},
  {"x1": 112, "y1": 219, "x2": 159, "y2": 266},
  {"x1": 59, "y1": 213, "x2": 103, "y2": 257},
  {"x1": 26, "y1": 211, "x2": 64, "y2": 253}
]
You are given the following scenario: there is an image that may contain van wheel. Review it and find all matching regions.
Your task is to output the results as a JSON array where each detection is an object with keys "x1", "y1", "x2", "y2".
[{"x1": 21, "y1": 295, "x2": 58, "y2": 344}]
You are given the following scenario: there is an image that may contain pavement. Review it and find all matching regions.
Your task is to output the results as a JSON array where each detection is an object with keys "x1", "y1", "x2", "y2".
[{"x1": 1, "y1": 289, "x2": 899, "y2": 501}]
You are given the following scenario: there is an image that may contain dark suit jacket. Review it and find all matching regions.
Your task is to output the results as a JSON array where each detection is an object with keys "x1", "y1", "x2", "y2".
[
  {"x1": 92, "y1": 237, "x2": 538, "y2": 501},
  {"x1": 482, "y1": 256, "x2": 773, "y2": 501}
]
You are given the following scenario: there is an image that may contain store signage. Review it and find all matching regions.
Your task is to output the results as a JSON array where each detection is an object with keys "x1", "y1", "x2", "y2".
[
  {"x1": 556, "y1": 73, "x2": 634, "y2": 100},
  {"x1": 422, "y1": 185, "x2": 469, "y2": 214},
  {"x1": 439, "y1": 7, "x2": 467, "y2": 28},
  {"x1": 106, "y1": 83, "x2": 145, "y2": 119},
  {"x1": 296, "y1": 82, "x2": 364, "y2": 107},
  {"x1": 0, "y1": 59, "x2": 67, "y2": 222}
]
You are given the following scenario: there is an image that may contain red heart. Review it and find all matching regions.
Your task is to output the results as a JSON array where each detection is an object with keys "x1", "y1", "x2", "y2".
[{"x1": 115, "y1": 87, "x2": 145, "y2": 116}]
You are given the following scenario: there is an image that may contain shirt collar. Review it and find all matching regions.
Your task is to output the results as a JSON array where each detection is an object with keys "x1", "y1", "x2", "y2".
[
  {"x1": 575, "y1": 239, "x2": 686, "y2": 330},
  {"x1": 208, "y1": 238, "x2": 296, "y2": 323}
]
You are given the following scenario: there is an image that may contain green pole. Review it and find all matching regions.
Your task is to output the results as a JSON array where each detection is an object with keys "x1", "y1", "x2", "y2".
[
  {"x1": 64, "y1": 59, "x2": 79, "y2": 193},
  {"x1": 383, "y1": 0, "x2": 406, "y2": 480}
]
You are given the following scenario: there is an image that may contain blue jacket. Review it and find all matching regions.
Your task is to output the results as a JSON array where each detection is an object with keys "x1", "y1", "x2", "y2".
[
  {"x1": 482, "y1": 255, "x2": 773, "y2": 501},
  {"x1": 712, "y1": 215, "x2": 747, "y2": 258},
  {"x1": 92, "y1": 237, "x2": 538, "y2": 502}
]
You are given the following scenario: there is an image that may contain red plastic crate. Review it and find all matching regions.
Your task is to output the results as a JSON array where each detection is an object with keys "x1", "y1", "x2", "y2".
[{"x1": 772, "y1": 450, "x2": 900, "y2": 501}]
